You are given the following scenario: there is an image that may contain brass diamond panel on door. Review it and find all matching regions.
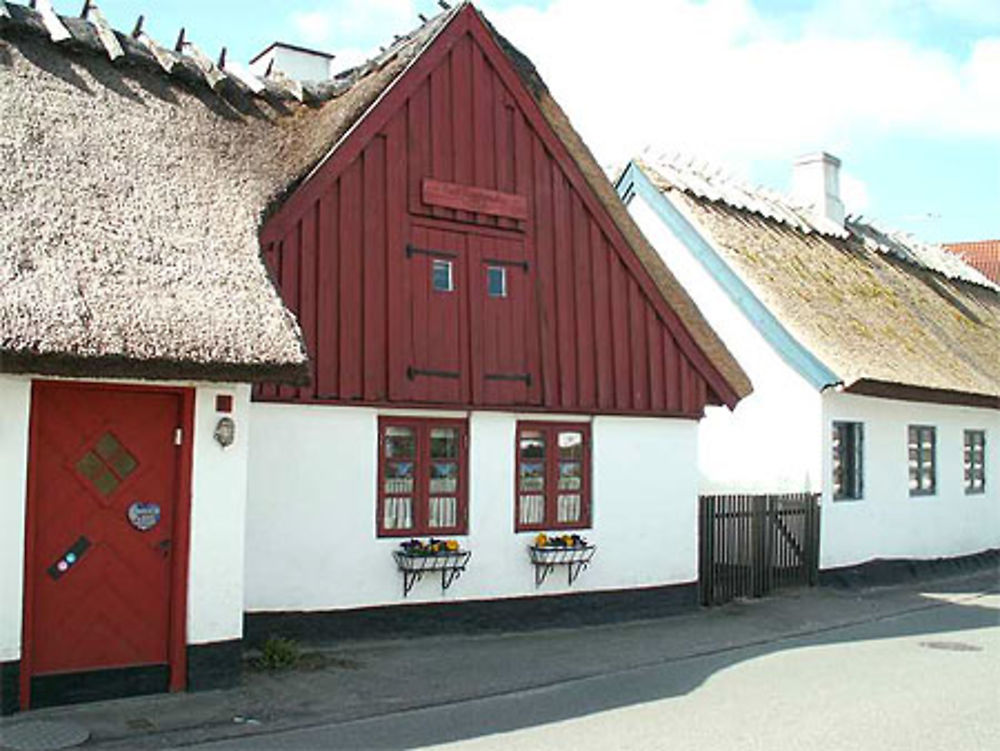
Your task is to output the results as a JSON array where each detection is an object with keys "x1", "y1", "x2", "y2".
[{"x1": 76, "y1": 432, "x2": 138, "y2": 496}]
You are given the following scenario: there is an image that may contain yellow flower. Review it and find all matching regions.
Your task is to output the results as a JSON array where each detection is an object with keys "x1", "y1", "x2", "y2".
[
  {"x1": 445, "y1": 539, "x2": 459, "y2": 551},
  {"x1": 535, "y1": 533, "x2": 548, "y2": 547}
]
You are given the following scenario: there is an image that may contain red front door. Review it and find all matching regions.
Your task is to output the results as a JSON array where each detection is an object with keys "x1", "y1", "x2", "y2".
[{"x1": 22, "y1": 381, "x2": 191, "y2": 707}]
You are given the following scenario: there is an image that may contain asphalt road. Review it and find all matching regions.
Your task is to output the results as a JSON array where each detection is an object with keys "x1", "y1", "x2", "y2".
[{"x1": 187, "y1": 589, "x2": 1000, "y2": 750}]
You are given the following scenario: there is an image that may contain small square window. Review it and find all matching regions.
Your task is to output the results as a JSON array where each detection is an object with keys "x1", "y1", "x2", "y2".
[
  {"x1": 487, "y1": 266, "x2": 507, "y2": 298},
  {"x1": 432, "y1": 259, "x2": 453, "y2": 292}
]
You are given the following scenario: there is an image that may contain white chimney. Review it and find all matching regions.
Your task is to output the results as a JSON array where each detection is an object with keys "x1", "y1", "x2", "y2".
[
  {"x1": 248, "y1": 42, "x2": 336, "y2": 81},
  {"x1": 792, "y1": 152, "x2": 845, "y2": 231}
]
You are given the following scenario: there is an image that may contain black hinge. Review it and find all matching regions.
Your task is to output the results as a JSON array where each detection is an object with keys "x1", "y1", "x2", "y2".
[
  {"x1": 406, "y1": 244, "x2": 458, "y2": 260},
  {"x1": 407, "y1": 366, "x2": 460, "y2": 380},
  {"x1": 485, "y1": 372, "x2": 532, "y2": 386}
]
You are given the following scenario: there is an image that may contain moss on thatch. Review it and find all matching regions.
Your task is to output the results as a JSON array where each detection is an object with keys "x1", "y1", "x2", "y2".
[{"x1": 665, "y1": 191, "x2": 1000, "y2": 399}]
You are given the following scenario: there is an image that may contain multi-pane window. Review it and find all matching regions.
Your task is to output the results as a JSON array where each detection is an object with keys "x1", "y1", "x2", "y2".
[
  {"x1": 832, "y1": 421, "x2": 863, "y2": 500},
  {"x1": 908, "y1": 425, "x2": 936, "y2": 496},
  {"x1": 378, "y1": 418, "x2": 467, "y2": 536},
  {"x1": 516, "y1": 422, "x2": 590, "y2": 531},
  {"x1": 964, "y1": 430, "x2": 986, "y2": 494}
]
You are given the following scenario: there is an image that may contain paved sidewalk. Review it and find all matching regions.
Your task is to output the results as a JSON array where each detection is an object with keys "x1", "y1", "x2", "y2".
[{"x1": 2, "y1": 567, "x2": 998, "y2": 750}]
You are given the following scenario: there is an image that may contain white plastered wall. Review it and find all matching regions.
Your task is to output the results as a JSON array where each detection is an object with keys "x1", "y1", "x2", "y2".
[
  {"x1": 821, "y1": 391, "x2": 1000, "y2": 568},
  {"x1": 186, "y1": 383, "x2": 252, "y2": 645},
  {"x1": 244, "y1": 404, "x2": 699, "y2": 611},
  {"x1": 629, "y1": 195, "x2": 823, "y2": 494},
  {"x1": 0, "y1": 375, "x2": 31, "y2": 662},
  {"x1": 0, "y1": 375, "x2": 250, "y2": 662}
]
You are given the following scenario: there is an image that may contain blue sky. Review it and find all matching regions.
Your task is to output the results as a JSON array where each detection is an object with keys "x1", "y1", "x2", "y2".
[{"x1": 79, "y1": 1, "x2": 1000, "y2": 241}]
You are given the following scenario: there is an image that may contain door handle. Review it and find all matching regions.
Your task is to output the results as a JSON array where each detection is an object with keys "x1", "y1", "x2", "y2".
[{"x1": 154, "y1": 539, "x2": 172, "y2": 558}]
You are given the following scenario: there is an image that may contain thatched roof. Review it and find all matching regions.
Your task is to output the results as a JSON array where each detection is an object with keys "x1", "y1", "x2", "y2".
[
  {"x1": 636, "y1": 158, "x2": 1000, "y2": 405},
  {"x1": 0, "y1": 1, "x2": 453, "y2": 383},
  {"x1": 2, "y1": 1, "x2": 749, "y2": 401}
]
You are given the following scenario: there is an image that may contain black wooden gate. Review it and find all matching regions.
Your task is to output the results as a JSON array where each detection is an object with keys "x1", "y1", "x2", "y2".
[{"x1": 698, "y1": 493, "x2": 821, "y2": 606}]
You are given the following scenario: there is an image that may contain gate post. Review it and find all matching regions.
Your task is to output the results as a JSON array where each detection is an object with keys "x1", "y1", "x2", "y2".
[
  {"x1": 807, "y1": 493, "x2": 821, "y2": 586},
  {"x1": 698, "y1": 495, "x2": 713, "y2": 606}
]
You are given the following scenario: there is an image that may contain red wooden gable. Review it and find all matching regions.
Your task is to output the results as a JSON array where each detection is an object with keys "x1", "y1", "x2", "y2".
[{"x1": 256, "y1": 6, "x2": 725, "y2": 417}]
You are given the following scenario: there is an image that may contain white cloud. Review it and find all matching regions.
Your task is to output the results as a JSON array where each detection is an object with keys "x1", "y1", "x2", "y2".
[
  {"x1": 484, "y1": 0, "x2": 1000, "y2": 179},
  {"x1": 291, "y1": 10, "x2": 334, "y2": 46},
  {"x1": 289, "y1": 0, "x2": 416, "y2": 58}
]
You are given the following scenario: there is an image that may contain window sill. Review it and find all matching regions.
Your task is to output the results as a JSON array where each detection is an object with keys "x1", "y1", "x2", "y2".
[{"x1": 379, "y1": 529, "x2": 468, "y2": 538}]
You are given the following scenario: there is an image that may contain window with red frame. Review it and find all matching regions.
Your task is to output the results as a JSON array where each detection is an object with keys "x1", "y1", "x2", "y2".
[
  {"x1": 516, "y1": 422, "x2": 590, "y2": 531},
  {"x1": 378, "y1": 418, "x2": 468, "y2": 537}
]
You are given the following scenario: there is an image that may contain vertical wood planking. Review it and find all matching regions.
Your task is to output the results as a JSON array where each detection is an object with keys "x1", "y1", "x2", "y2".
[
  {"x1": 471, "y1": 44, "x2": 496, "y2": 226},
  {"x1": 408, "y1": 81, "x2": 431, "y2": 216},
  {"x1": 513, "y1": 107, "x2": 541, "y2": 403},
  {"x1": 533, "y1": 137, "x2": 558, "y2": 404},
  {"x1": 609, "y1": 254, "x2": 630, "y2": 409},
  {"x1": 258, "y1": 242, "x2": 279, "y2": 400},
  {"x1": 339, "y1": 158, "x2": 363, "y2": 398},
  {"x1": 679, "y1": 359, "x2": 692, "y2": 415},
  {"x1": 299, "y1": 202, "x2": 319, "y2": 400},
  {"x1": 256, "y1": 31, "x2": 730, "y2": 417},
  {"x1": 278, "y1": 234, "x2": 299, "y2": 400},
  {"x1": 628, "y1": 278, "x2": 648, "y2": 411},
  {"x1": 385, "y1": 112, "x2": 408, "y2": 400},
  {"x1": 551, "y1": 167, "x2": 577, "y2": 408},
  {"x1": 663, "y1": 331, "x2": 679, "y2": 411},
  {"x1": 363, "y1": 137, "x2": 388, "y2": 400},
  {"x1": 495, "y1": 96, "x2": 516, "y2": 231},
  {"x1": 591, "y1": 227, "x2": 613, "y2": 410},
  {"x1": 429, "y1": 56, "x2": 453, "y2": 221},
  {"x1": 647, "y1": 308, "x2": 665, "y2": 411},
  {"x1": 451, "y1": 34, "x2": 474, "y2": 224},
  {"x1": 316, "y1": 185, "x2": 339, "y2": 397},
  {"x1": 572, "y1": 195, "x2": 595, "y2": 408}
]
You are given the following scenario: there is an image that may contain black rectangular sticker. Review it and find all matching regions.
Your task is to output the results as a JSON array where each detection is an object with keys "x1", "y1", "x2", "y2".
[{"x1": 47, "y1": 536, "x2": 91, "y2": 580}]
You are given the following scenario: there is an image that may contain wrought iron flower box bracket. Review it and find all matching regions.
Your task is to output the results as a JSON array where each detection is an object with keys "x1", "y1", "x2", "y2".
[
  {"x1": 528, "y1": 545, "x2": 596, "y2": 587},
  {"x1": 392, "y1": 549, "x2": 472, "y2": 597}
]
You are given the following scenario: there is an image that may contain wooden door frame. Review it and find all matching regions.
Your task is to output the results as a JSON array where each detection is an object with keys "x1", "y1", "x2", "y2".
[{"x1": 19, "y1": 380, "x2": 195, "y2": 710}]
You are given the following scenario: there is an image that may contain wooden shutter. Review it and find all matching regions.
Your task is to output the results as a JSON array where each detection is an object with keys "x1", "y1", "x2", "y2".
[
  {"x1": 401, "y1": 225, "x2": 469, "y2": 403},
  {"x1": 470, "y1": 233, "x2": 539, "y2": 405}
]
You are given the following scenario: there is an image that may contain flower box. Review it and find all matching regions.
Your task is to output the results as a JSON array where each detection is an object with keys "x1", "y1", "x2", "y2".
[
  {"x1": 392, "y1": 539, "x2": 471, "y2": 596},
  {"x1": 528, "y1": 533, "x2": 596, "y2": 586}
]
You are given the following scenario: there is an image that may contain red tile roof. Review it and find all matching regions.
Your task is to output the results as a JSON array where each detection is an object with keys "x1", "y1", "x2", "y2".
[{"x1": 943, "y1": 240, "x2": 1000, "y2": 284}]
